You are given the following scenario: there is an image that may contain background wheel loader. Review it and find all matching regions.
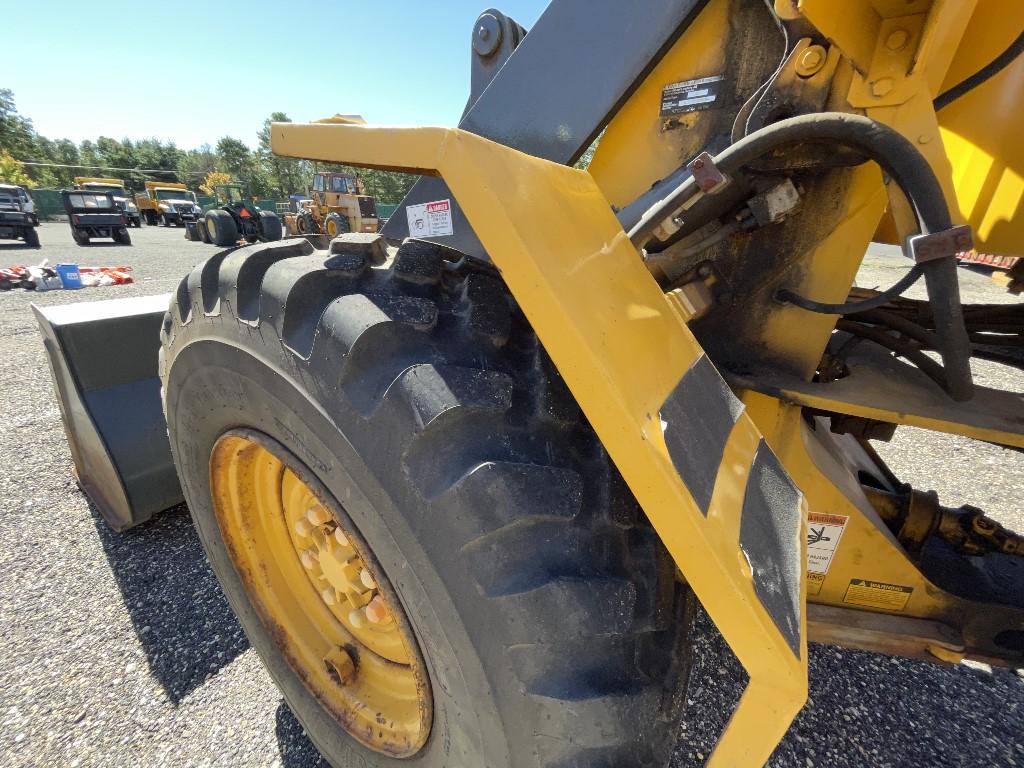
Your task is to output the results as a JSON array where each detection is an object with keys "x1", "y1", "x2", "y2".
[
  {"x1": 32, "y1": 1, "x2": 1024, "y2": 766},
  {"x1": 283, "y1": 170, "x2": 379, "y2": 237}
]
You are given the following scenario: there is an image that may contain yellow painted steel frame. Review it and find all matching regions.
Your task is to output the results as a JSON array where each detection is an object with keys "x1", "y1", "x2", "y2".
[
  {"x1": 584, "y1": 0, "x2": 1024, "y2": 668},
  {"x1": 272, "y1": 122, "x2": 808, "y2": 766}
]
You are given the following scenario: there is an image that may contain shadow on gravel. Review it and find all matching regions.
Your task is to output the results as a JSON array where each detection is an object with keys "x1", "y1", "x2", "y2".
[
  {"x1": 276, "y1": 702, "x2": 328, "y2": 767},
  {"x1": 88, "y1": 499, "x2": 249, "y2": 703},
  {"x1": 678, "y1": 609, "x2": 1024, "y2": 767}
]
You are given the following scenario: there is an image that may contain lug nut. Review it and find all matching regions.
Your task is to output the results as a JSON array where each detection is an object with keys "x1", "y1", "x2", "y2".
[
  {"x1": 300, "y1": 549, "x2": 319, "y2": 570},
  {"x1": 307, "y1": 506, "x2": 332, "y2": 526},
  {"x1": 365, "y1": 595, "x2": 391, "y2": 624},
  {"x1": 295, "y1": 516, "x2": 314, "y2": 537},
  {"x1": 359, "y1": 568, "x2": 376, "y2": 590},
  {"x1": 324, "y1": 647, "x2": 356, "y2": 684},
  {"x1": 348, "y1": 608, "x2": 368, "y2": 629},
  {"x1": 321, "y1": 587, "x2": 337, "y2": 606},
  {"x1": 334, "y1": 528, "x2": 350, "y2": 547}
]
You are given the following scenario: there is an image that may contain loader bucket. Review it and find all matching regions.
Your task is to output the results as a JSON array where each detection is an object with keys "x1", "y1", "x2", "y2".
[{"x1": 33, "y1": 294, "x2": 183, "y2": 531}]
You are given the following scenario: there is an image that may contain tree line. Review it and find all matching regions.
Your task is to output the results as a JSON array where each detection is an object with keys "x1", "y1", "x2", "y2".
[{"x1": 0, "y1": 89, "x2": 415, "y2": 203}]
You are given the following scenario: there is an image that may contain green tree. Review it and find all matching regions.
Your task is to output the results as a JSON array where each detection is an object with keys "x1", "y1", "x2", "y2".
[
  {"x1": 0, "y1": 89, "x2": 36, "y2": 160},
  {"x1": 0, "y1": 150, "x2": 34, "y2": 187},
  {"x1": 258, "y1": 113, "x2": 309, "y2": 197},
  {"x1": 215, "y1": 136, "x2": 268, "y2": 196}
]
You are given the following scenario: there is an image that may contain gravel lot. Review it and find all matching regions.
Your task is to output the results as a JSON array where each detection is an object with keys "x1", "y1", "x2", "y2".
[{"x1": 0, "y1": 224, "x2": 1021, "y2": 767}]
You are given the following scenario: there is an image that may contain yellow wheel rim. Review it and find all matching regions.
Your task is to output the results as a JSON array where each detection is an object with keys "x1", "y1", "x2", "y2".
[
  {"x1": 207, "y1": 218, "x2": 217, "y2": 238},
  {"x1": 326, "y1": 218, "x2": 337, "y2": 236},
  {"x1": 210, "y1": 430, "x2": 431, "y2": 757}
]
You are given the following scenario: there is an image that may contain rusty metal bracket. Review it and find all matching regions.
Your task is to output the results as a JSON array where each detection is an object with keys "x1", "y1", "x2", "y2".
[
  {"x1": 687, "y1": 151, "x2": 730, "y2": 194},
  {"x1": 908, "y1": 224, "x2": 973, "y2": 263}
]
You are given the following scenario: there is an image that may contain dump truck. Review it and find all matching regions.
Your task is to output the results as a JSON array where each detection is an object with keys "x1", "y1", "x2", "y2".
[
  {"x1": 73, "y1": 177, "x2": 142, "y2": 227},
  {"x1": 32, "y1": 3, "x2": 1024, "y2": 766},
  {"x1": 134, "y1": 181, "x2": 202, "y2": 226},
  {"x1": 284, "y1": 171, "x2": 379, "y2": 237}
]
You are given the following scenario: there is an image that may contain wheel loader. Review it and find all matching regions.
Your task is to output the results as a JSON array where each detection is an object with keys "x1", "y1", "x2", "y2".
[
  {"x1": 283, "y1": 170, "x2": 380, "y2": 237},
  {"x1": 31, "y1": 2, "x2": 1024, "y2": 766}
]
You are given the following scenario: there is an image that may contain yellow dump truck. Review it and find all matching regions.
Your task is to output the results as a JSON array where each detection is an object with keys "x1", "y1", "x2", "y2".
[
  {"x1": 134, "y1": 180, "x2": 203, "y2": 227},
  {"x1": 32, "y1": 3, "x2": 1024, "y2": 766},
  {"x1": 73, "y1": 177, "x2": 142, "y2": 227}
]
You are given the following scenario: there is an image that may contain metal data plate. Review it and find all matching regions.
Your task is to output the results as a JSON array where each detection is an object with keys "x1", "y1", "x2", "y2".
[{"x1": 382, "y1": 0, "x2": 708, "y2": 260}]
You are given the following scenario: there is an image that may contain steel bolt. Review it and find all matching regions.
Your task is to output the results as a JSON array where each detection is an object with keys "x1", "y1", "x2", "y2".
[
  {"x1": 295, "y1": 517, "x2": 314, "y2": 537},
  {"x1": 334, "y1": 527, "x2": 350, "y2": 547},
  {"x1": 321, "y1": 587, "x2": 338, "y2": 606},
  {"x1": 871, "y1": 78, "x2": 894, "y2": 97},
  {"x1": 359, "y1": 568, "x2": 376, "y2": 590},
  {"x1": 348, "y1": 608, "x2": 368, "y2": 629},
  {"x1": 796, "y1": 45, "x2": 827, "y2": 78},
  {"x1": 300, "y1": 549, "x2": 319, "y2": 570},
  {"x1": 472, "y1": 13, "x2": 502, "y2": 57},
  {"x1": 365, "y1": 595, "x2": 391, "y2": 624},
  {"x1": 885, "y1": 29, "x2": 909, "y2": 51},
  {"x1": 307, "y1": 506, "x2": 332, "y2": 526}
]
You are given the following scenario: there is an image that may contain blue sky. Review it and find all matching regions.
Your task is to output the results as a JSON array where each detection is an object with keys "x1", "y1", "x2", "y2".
[{"x1": 6, "y1": 0, "x2": 548, "y2": 150}]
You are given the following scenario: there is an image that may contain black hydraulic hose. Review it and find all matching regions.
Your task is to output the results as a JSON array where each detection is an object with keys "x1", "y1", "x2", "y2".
[
  {"x1": 629, "y1": 113, "x2": 972, "y2": 399},
  {"x1": 777, "y1": 265, "x2": 924, "y2": 315},
  {"x1": 836, "y1": 320, "x2": 948, "y2": 391},
  {"x1": 934, "y1": 30, "x2": 1024, "y2": 111}
]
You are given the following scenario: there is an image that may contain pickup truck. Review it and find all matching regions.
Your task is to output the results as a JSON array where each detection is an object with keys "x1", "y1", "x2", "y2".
[{"x1": 0, "y1": 183, "x2": 40, "y2": 247}]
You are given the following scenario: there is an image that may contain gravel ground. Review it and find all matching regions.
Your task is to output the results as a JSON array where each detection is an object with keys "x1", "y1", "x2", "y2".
[{"x1": 0, "y1": 224, "x2": 1021, "y2": 767}]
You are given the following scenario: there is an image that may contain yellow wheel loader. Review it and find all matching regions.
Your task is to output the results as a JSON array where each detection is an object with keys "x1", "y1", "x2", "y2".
[
  {"x1": 283, "y1": 170, "x2": 380, "y2": 237},
  {"x1": 33, "y1": 2, "x2": 1024, "y2": 766}
]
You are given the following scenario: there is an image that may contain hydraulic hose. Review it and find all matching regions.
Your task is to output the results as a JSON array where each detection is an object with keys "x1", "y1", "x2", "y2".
[
  {"x1": 934, "y1": 30, "x2": 1024, "y2": 111},
  {"x1": 629, "y1": 112, "x2": 973, "y2": 401}
]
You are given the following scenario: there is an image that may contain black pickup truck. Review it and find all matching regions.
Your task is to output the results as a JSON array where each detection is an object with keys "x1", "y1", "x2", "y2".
[
  {"x1": 61, "y1": 190, "x2": 131, "y2": 245},
  {"x1": 0, "y1": 183, "x2": 40, "y2": 247}
]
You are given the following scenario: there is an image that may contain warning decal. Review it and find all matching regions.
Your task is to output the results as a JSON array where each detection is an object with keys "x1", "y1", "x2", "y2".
[
  {"x1": 661, "y1": 75, "x2": 724, "y2": 117},
  {"x1": 806, "y1": 512, "x2": 847, "y2": 576},
  {"x1": 843, "y1": 579, "x2": 913, "y2": 611},
  {"x1": 806, "y1": 572, "x2": 825, "y2": 596},
  {"x1": 406, "y1": 198, "x2": 454, "y2": 238}
]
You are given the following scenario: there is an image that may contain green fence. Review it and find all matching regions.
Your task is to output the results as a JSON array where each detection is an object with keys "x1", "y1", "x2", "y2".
[
  {"x1": 29, "y1": 186, "x2": 403, "y2": 223},
  {"x1": 28, "y1": 189, "x2": 66, "y2": 221}
]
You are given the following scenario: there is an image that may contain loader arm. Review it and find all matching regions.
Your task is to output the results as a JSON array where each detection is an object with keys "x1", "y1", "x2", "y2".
[{"x1": 272, "y1": 121, "x2": 809, "y2": 767}]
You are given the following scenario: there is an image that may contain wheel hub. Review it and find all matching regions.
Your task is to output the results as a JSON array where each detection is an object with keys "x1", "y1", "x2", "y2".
[{"x1": 209, "y1": 429, "x2": 431, "y2": 757}]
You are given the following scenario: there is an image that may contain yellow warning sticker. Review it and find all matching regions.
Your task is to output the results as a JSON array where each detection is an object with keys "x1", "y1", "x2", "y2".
[
  {"x1": 807, "y1": 572, "x2": 825, "y2": 596},
  {"x1": 843, "y1": 579, "x2": 913, "y2": 611}
]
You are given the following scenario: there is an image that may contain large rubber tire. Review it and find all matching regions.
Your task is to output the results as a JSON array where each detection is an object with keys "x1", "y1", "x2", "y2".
[
  {"x1": 205, "y1": 209, "x2": 238, "y2": 247},
  {"x1": 114, "y1": 227, "x2": 132, "y2": 245},
  {"x1": 258, "y1": 210, "x2": 283, "y2": 241},
  {"x1": 324, "y1": 212, "x2": 349, "y2": 238},
  {"x1": 296, "y1": 211, "x2": 315, "y2": 235},
  {"x1": 71, "y1": 229, "x2": 89, "y2": 246},
  {"x1": 23, "y1": 227, "x2": 40, "y2": 248},
  {"x1": 160, "y1": 239, "x2": 691, "y2": 768}
]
